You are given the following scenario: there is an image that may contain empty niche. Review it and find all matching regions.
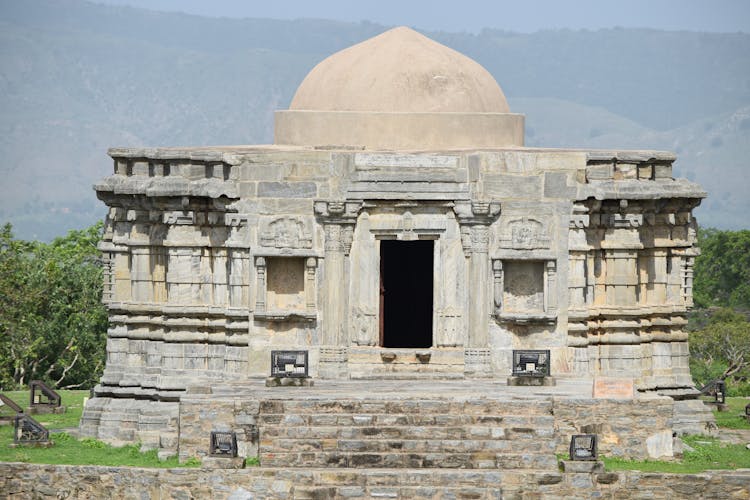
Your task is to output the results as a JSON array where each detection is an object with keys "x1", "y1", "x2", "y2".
[
  {"x1": 503, "y1": 261, "x2": 544, "y2": 313},
  {"x1": 266, "y1": 257, "x2": 305, "y2": 311}
]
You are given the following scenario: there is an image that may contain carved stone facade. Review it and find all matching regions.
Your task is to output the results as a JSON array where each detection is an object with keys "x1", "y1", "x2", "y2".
[{"x1": 81, "y1": 27, "x2": 707, "y2": 454}]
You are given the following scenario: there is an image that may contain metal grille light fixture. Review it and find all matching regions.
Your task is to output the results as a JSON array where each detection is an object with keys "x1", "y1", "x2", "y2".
[
  {"x1": 569, "y1": 434, "x2": 597, "y2": 461},
  {"x1": 715, "y1": 380, "x2": 726, "y2": 405},
  {"x1": 209, "y1": 431, "x2": 238, "y2": 457},
  {"x1": 512, "y1": 350, "x2": 551, "y2": 378},
  {"x1": 271, "y1": 350, "x2": 309, "y2": 378}
]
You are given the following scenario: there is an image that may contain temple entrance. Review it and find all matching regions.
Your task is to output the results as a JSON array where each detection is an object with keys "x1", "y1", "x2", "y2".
[{"x1": 379, "y1": 240, "x2": 434, "y2": 348}]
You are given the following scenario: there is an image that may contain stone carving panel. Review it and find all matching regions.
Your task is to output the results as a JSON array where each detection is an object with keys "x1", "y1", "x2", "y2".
[
  {"x1": 499, "y1": 217, "x2": 550, "y2": 249},
  {"x1": 260, "y1": 217, "x2": 312, "y2": 250},
  {"x1": 351, "y1": 307, "x2": 377, "y2": 346}
]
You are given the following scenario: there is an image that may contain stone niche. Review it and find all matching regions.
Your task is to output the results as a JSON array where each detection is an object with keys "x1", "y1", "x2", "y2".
[
  {"x1": 267, "y1": 258, "x2": 305, "y2": 310},
  {"x1": 254, "y1": 256, "x2": 317, "y2": 322},
  {"x1": 503, "y1": 261, "x2": 545, "y2": 313}
]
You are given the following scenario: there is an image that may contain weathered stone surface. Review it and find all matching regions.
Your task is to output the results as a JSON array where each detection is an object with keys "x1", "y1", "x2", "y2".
[
  {"x1": 2, "y1": 462, "x2": 749, "y2": 499},
  {"x1": 257, "y1": 181, "x2": 317, "y2": 198}
]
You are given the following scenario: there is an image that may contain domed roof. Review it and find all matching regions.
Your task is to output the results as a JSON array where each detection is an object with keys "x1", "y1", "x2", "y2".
[{"x1": 289, "y1": 26, "x2": 510, "y2": 114}]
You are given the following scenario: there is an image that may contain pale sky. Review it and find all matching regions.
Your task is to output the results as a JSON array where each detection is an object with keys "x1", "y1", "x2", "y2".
[{"x1": 93, "y1": 0, "x2": 750, "y2": 33}]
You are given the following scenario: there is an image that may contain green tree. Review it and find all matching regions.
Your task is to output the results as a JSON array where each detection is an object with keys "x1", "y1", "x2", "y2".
[
  {"x1": 693, "y1": 228, "x2": 750, "y2": 310},
  {"x1": 690, "y1": 308, "x2": 750, "y2": 391},
  {"x1": 0, "y1": 222, "x2": 107, "y2": 390}
]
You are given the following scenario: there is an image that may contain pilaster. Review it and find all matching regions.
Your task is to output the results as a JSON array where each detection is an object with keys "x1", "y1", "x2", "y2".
[
  {"x1": 314, "y1": 200, "x2": 363, "y2": 378},
  {"x1": 453, "y1": 200, "x2": 500, "y2": 376}
]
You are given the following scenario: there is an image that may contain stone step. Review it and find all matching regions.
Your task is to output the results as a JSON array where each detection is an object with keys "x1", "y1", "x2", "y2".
[
  {"x1": 260, "y1": 451, "x2": 559, "y2": 469},
  {"x1": 260, "y1": 437, "x2": 557, "y2": 453},
  {"x1": 261, "y1": 399, "x2": 554, "y2": 416},
  {"x1": 259, "y1": 412, "x2": 554, "y2": 428},
  {"x1": 261, "y1": 423, "x2": 554, "y2": 440}
]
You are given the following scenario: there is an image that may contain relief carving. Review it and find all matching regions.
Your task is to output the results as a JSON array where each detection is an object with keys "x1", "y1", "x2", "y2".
[
  {"x1": 260, "y1": 217, "x2": 312, "y2": 249},
  {"x1": 351, "y1": 307, "x2": 377, "y2": 346},
  {"x1": 437, "y1": 308, "x2": 463, "y2": 347},
  {"x1": 499, "y1": 217, "x2": 550, "y2": 249}
]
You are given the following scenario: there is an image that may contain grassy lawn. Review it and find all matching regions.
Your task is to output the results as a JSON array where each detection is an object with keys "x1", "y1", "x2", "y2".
[
  {"x1": 713, "y1": 396, "x2": 750, "y2": 430},
  {"x1": 0, "y1": 389, "x2": 197, "y2": 468},
  {"x1": 1, "y1": 390, "x2": 87, "y2": 430},
  {"x1": 604, "y1": 435, "x2": 750, "y2": 473},
  {"x1": 605, "y1": 397, "x2": 750, "y2": 473}
]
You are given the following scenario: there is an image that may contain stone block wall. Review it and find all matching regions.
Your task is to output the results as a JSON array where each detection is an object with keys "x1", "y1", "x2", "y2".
[
  {"x1": 2, "y1": 462, "x2": 749, "y2": 499},
  {"x1": 552, "y1": 397, "x2": 675, "y2": 459}
]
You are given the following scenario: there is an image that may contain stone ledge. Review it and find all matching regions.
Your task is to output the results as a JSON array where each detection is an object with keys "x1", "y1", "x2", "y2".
[
  {"x1": 201, "y1": 456, "x2": 245, "y2": 469},
  {"x1": 265, "y1": 377, "x2": 314, "y2": 387},
  {"x1": 507, "y1": 376, "x2": 556, "y2": 387},
  {"x1": 560, "y1": 460, "x2": 604, "y2": 473}
]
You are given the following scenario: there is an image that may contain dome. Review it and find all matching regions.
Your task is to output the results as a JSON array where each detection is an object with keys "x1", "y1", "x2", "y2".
[
  {"x1": 274, "y1": 27, "x2": 523, "y2": 149},
  {"x1": 289, "y1": 27, "x2": 510, "y2": 114}
]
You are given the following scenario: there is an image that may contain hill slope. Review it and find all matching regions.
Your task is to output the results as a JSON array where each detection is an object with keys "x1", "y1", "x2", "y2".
[{"x1": 0, "y1": 0, "x2": 748, "y2": 239}]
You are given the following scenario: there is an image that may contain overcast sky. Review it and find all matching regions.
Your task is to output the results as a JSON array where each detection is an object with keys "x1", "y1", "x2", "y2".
[{"x1": 92, "y1": 0, "x2": 750, "y2": 33}]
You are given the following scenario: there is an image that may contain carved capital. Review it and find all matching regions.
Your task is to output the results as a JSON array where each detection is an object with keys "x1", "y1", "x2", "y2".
[
  {"x1": 453, "y1": 200, "x2": 501, "y2": 224},
  {"x1": 314, "y1": 200, "x2": 363, "y2": 222}
]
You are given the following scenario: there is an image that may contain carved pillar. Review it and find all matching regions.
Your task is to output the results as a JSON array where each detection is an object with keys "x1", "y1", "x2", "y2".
[
  {"x1": 98, "y1": 240, "x2": 126, "y2": 304},
  {"x1": 314, "y1": 200, "x2": 362, "y2": 378},
  {"x1": 454, "y1": 201, "x2": 500, "y2": 376},
  {"x1": 322, "y1": 224, "x2": 345, "y2": 346},
  {"x1": 212, "y1": 248, "x2": 228, "y2": 306},
  {"x1": 492, "y1": 260, "x2": 503, "y2": 315},
  {"x1": 254, "y1": 257, "x2": 266, "y2": 313},
  {"x1": 602, "y1": 211, "x2": 643, "y2": 308},
  {"x1": 546, "y1": 260, "x2": 558, "y2": 313},
  {"x1": 305, "y1": 257, "x2": 317, "y2": 312},
  {"x1": 130, "y1": 246, "x2": 153, "y2": 303},
  {"x1": 682, "y1": 254, "x2": 696, "y2": 308},
  {"x1": 228, "y1": 249, "x2": 250, "y2": 308}
]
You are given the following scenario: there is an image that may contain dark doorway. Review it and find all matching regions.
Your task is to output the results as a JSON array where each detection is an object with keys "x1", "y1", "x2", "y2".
[{"x1": 379, "y1": 240, "x2": 433, "y2": 348}]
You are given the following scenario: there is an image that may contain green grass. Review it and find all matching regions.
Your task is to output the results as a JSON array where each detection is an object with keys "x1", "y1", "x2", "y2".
[
  {"x1": 1, "y1": 390, "x2": 87, "y2": 430},
  {"x1": 713, "y1": 396, "x2": 750, "y2": 429},
  {"x1": 604, "y1": 435, "x2": 750, "y2": 474},
  {"x1": 0, "y1": 389, "x2": 196, "y2": 468}
]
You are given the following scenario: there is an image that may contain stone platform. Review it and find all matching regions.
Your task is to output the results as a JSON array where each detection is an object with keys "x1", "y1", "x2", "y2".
[{"x1": 173, "y1": 377, "x2": 704, "y2": 467}]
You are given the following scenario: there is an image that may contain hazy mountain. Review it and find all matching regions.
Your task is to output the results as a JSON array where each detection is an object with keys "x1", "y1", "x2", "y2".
[{"x1": 1, "y1": 0, "x2": 748, "y2": 240}]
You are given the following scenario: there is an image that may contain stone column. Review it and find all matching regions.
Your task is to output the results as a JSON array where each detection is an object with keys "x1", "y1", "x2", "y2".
[
  {"x1": 130, "y1": 246, "x2": 153, "y2": 303},
  {"x1": 314, "y1": 200, "x2": 362, "y2": 378},
  {"x1": 305, "y1": 257, "x2": 317, "y2": 313},
  {"x1": 546, "y1": 260, "x2": 558, "y2": 313},
  {"x1": 682, "y1": 254, "x2": 696, "y2": 308},
  {"x1": 492, "y1": 260, "x2": 503, "y2": 315},
  {"x1": 228, "y1": 249, "x2": 250, "y2": 308},
  {"x1": 454, "y1": 201, "x2": 500, "y2": 376},
  {"x1": 212, "y1": 248, "x2": 228, "y2": 306},
  {"x1": 254, "y1": 257, "x2": 266, "y2": 313},
  {"x1": 601, "y1": 211, "x2": 644, "y2": 308}
]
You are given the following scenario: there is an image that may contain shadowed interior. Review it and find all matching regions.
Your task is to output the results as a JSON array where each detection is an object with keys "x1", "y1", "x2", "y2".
[{"x1": 380, "y1": 240, "x2": 433, "y2": 348}]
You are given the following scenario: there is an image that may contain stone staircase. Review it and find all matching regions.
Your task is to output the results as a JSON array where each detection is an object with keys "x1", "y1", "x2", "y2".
[{"x1": 257, "y1": 397, "x2": 558, "y2": 471}]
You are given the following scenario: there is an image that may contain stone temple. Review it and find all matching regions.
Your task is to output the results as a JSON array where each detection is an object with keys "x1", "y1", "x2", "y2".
[{"x1": 81, "y1": 27, "x2": 711, "y2": 468}]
